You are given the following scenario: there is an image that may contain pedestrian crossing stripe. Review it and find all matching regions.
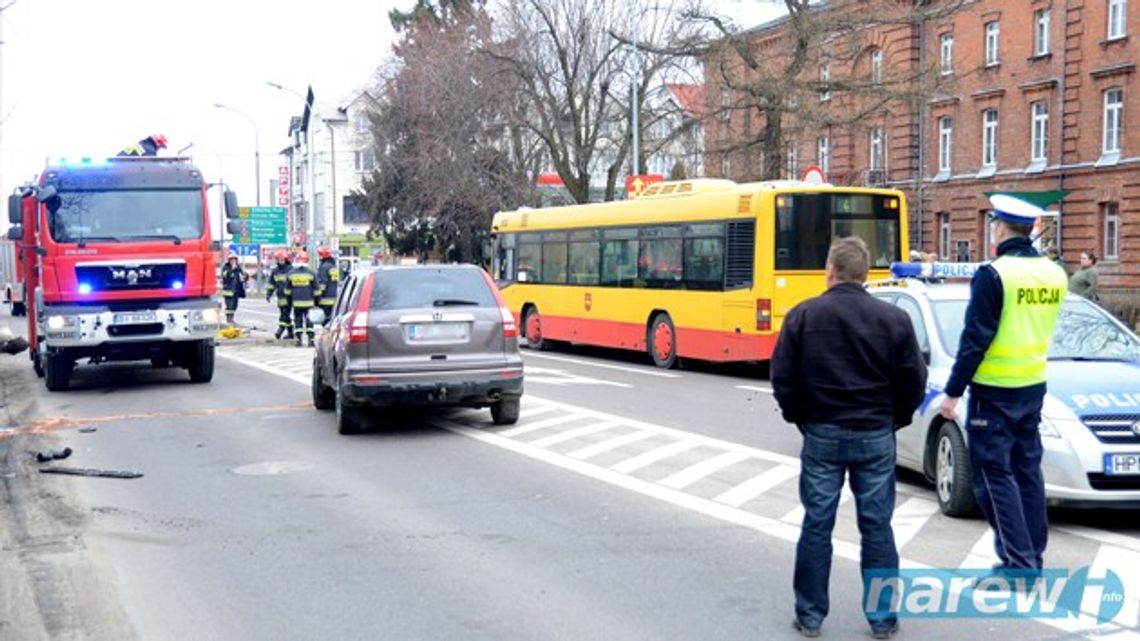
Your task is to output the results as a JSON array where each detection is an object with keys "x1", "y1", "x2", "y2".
[{"x1": 218, "y1": 342, "x2": 1140, "y2": 638}]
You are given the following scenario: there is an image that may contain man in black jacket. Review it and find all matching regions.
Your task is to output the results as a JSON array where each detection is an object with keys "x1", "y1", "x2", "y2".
[{"x1": 772, "y1": 236, "x2": 927, "y2": 640}]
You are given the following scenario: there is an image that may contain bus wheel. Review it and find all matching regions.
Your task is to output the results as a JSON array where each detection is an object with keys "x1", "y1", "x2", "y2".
[
  {"x1": 648, "y1": 313, "x2": 677, "y2": 369},
  {"x1": 523, "y1": 307, "x2": 546, "y2": 351}
]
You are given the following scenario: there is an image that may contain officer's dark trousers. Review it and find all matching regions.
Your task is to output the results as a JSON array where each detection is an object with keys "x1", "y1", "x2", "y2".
[
  {"x1": 223, "y1": 294, "x2": 238, "y2": 324},
  {"x1": 794, "y1": 423, "x2": 898, "y2": 631},
  {"x1": 277, "y1": 304, "x2": 293, "y2": 337},
  {"x1": 966, "y1": 394, "x2": 1048, "y2": 569},
  {"x1": 293, "y1": 307, "x2": 314, "y2": 344}
]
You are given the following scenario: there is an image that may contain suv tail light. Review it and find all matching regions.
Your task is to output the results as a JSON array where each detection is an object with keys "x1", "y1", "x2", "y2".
[
  {"x1": 348, "y1": 274, "x2": 374, "y2": 343},
  {"x1": 756, "y1": 298, "x2": 772, "y2": 332},
  {"x1": 482, "y1": 270, "x2": 518, "y2": 338}
]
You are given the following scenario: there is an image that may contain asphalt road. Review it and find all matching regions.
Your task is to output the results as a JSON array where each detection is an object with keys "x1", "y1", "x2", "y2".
[{"x1": 1, "y1": 300, "x2": 1137, "y2": 640}]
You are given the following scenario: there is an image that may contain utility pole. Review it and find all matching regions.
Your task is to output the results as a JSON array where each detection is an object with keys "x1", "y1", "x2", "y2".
[{"x1": 631, "y1": 7, "x2": 640, "y2": 178}]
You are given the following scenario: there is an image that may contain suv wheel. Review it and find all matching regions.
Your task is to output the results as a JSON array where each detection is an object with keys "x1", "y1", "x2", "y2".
[
  {"x1": 312, "y1": 359, "x2": 334, "y2": 410},
  {"x1": 490, "y1": 397, "x2": 520, "y2": 425},
  {"x1": 934, "y1": 422, "x2": 978, "y2": 517},
  {"x1": 335, "y1": 375, "x2": 368, "y2": 435}
]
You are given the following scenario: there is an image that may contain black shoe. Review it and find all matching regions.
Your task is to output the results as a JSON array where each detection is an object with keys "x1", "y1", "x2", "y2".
[
  {"x1": 274, "y1": 328, "x2": 283, "y2": 339},
  {"x1": 870, "y1": 621, "x2": 899, "y2": 639},
  {"x1": 793, "y1": 619, "x2": 821, "y2": 638}
]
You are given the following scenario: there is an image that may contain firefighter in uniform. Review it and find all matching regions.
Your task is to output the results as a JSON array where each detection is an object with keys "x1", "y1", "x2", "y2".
[
  {"x1": 118, "y1": 134, "x2": 168, "y2": 157},
  {"x1": 315, "y1": 246, "x2": 339, "y2": 326},
  {"x1": 286, "y1": 252, "x2": 318, "y2": 347},
  {"x1": 266, "y1": 250, "x2": 294, "y2": 340},
  {"x1": 940, "y1": 194, "x2": 1067, "y2": 571},
  {"x1": 220, "y1": 253, "x2": 247, "y2": 326}
]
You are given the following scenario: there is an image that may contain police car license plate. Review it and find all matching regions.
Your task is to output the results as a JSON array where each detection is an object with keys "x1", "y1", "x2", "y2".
[
  {"x1": 112, "y1": 311, "x2": 157, "y2": 325},
  {"x1": 1104, "y1": 454, "x2": 1140, "y2": 475},
  {"x1": 406, "y1": 322, "x2": 468, "y2": 342}
]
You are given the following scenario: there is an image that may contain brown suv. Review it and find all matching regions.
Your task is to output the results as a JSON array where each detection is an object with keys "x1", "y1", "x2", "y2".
[{"x1": 312, "y1": 264, "x2": 524, "y2": 434}]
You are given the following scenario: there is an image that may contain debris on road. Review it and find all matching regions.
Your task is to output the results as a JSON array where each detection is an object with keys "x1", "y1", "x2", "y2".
[
  {"x1": 78, "y1": 427, "x2": 97, "y2": 433},
  {"x1": 34, "y1": 447, "x2": 72, "y2": 463},
  {"x1": 39, "y1": 467, "x2": 143, "y2": 479}
]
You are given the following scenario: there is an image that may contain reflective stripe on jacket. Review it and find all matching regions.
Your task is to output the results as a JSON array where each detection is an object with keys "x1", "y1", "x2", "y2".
[
  {"x1": 287, "y1": 266, "x2": 317, "y2": 308},
  {"x1": 973, "y1": 255, "x2": 1067, "y2": 387},
  {"x1": 317, "y1": 259, "x2": 340, "y2": 305}
]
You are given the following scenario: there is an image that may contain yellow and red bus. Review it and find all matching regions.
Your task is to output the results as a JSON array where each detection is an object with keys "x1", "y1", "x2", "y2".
[{"x1": 490, "y1": 178, "x2": 907, "y2": 368}]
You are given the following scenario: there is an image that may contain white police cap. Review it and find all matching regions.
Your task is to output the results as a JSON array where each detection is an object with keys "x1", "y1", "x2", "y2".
[{"x1": 989, "y1": 194, "x2": 1045, "y2": 226}]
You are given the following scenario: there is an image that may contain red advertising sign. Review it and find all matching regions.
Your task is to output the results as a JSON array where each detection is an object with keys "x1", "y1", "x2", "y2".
[{"x1": 625, "y1": 174, "x2": 664, "y2": 198}]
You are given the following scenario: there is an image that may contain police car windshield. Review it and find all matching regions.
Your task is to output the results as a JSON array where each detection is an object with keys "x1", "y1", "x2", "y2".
[{"x1": 932, "y1": 298, "x2": 1140, "y2": 361}]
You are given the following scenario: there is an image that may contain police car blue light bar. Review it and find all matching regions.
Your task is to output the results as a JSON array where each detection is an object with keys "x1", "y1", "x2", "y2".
[{"x1": 889, "y1": 262, "x2": 981, "y2": 280}]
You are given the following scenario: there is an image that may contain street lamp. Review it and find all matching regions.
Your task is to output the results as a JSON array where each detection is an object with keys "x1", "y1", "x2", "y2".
[
  {"x1": 267, "y1": 81, "x2": 319, "y2": 257},
  {"x1": 213, "y1": 103, "x2": 262, "y2": 206}
]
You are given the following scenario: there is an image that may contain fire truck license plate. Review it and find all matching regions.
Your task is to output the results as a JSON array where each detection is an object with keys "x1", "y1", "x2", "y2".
[{"x1": 112, "y1": 311, "x2": 157, "y2": 325}]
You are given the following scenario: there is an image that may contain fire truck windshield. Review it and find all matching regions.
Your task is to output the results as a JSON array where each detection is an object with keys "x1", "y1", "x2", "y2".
[{"x1": 47, "y1": 189, "x2": 204, "y2": 244}]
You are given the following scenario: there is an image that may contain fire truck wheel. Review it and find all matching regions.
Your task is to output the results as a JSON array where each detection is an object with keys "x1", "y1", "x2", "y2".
[
  {"x1": 44, "y1": 352, "x2": 72, "y2": 391},
  {"x1": 32, "y1": 352, "x2": 44, "y2": 378},
  {"x1": 187, "y1": 341, "x2": 215, "y2": 383}
]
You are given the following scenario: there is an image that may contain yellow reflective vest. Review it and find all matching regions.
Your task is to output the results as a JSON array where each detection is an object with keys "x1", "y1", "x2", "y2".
[{"x1": 973, "y1": 255, "x2": 1067, "y2": 388}]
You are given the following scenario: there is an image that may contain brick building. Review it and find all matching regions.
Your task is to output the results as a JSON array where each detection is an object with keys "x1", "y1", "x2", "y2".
[{"x1": 707, "y1": 0, "x2": 1140, "y2": 289}]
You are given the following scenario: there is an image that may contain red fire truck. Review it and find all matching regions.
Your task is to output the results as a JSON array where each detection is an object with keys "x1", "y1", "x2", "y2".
[
  {"x1": 6, "y1": 156, "x2": 238, "y2": 391},
  {"x1": 1, "y1": 235, "x2": 27, "y2": 316}
]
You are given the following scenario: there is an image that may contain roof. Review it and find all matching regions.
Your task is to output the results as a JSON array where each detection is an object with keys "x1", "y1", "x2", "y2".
[{"x1": 666, "y1": 84, "x2": 707, "y2": 118}]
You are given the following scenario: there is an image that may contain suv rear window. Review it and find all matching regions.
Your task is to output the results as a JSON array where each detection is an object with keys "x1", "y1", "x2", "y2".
[{"x1": 370, "y1": 268, "x2": 497, "y2": 310}]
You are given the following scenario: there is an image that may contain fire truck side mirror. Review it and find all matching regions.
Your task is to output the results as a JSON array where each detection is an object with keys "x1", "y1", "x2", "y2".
[
  {"x1": 6, "y1": 225, "x2": 22, "y2": 241},
  {"x1": 226, "y1": 221, "x2": 243, "y2": 235},
  {"x1": 224, "y1": 191, "x2": 239, "y2": 219},
  {"x1": 35, "y1": 185, "x2": 57, "y2": 203},
  {"x1": 8, "y1": 194, "x2": 23, "y2": 224}
]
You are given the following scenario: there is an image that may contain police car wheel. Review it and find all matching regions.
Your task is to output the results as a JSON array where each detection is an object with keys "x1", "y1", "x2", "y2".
[{"x1": 935, "y1": 422, "x2": 978, "y2": 517}]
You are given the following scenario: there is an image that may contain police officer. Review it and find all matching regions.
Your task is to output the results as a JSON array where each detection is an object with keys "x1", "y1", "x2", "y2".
[
  {"x1": 315, "y1": 246, "x2": 339, "y2": 326},
  {"x1": 265, "y1": 250, "x2": 294, "y2": 340},
  {"x1": 118, "y1": 134, "x2": 168, "y2": 157},
  {"x1": 939, "y1": 194, "x2": 1067, "y2": 571},
  {"x1": 286, "y1": 252, "x2": 318, "y2": 347},
  {"x1": 220, "y1": 253, "x2": 247, "y2": 326}
]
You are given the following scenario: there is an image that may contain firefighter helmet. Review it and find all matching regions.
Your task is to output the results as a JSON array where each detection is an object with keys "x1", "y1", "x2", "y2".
[
  {"x1": 227, "y1": 252, "x2": 238, "y2": 261},
  {"x1": 151, "y1": 134, "x2": 168, "y2": 149},
  {"x1": 317, "y1": 246, "x2": 333, "y2": 259},
  {"x1": 296, "y1": 252, "x2": 310, "y2": 264},
  {"x1": 275, "y1": 249, "x2": 289, "y2": 262}
]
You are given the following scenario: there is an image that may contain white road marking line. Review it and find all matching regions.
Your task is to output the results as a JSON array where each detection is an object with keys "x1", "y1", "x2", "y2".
[
  {"x1": 1055, "y1": 523, "x2": 1140, "y2": 555},
  {"x1": 566, "y1": 430, "x2": 655, "y2": 460},
  {"x1": 960, "y1": 529, "x2": 999, "y2": 569},
  {"x1": 660, "y1": 451, "x2": 751, "y2": 490},
  {"x1": 497, "y1": 413, "x2": 585, "y2": 438},
  {"x1": 780, "y1": 486, "x2": 853, "y2": 525},
  {"x1": 528, "y1": 421, "x2": 620, "y2": 448},
  {"x1": 610, "y1": 440, "x2": 700, "y2": 474},
  {"x1": 518, "y1": 404, "x2": 559, "y2": 419},
  {"x1": 736, "y1": 385, "x2": 774, "y2": 394},
  {"x1": 217, "y1": 350, "x2": 310, "y2": 386},
  {"x1": 714, "y1": 465, "x2": 800, "y2": 508},
  {"x1": 522, "y1": 351, "x2": 681, "y2": 378},
  {"x1": 890, "y1": 497, "x2": 941, "y2": 549}
]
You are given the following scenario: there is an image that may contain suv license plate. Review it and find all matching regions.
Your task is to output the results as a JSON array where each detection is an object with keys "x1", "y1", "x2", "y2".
[
  {"x1": 113, "y1": 311, "x2": 157, "y2": 325},
  {"x1": 1104, "y1": 453, "x2": 1140, "y2": 476},
  {"x1": 406, "y1": 322, "x2": 468, "y2": 342}
]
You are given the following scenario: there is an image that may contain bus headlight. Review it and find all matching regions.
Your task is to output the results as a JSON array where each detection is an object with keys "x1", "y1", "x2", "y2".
[{"x1": 1039, "y1": 416, "x2": 1062, "y2": 439}]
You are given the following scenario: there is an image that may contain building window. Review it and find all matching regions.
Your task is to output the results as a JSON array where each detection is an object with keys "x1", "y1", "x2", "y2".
[
  {"x1": 1103, "y1": 88, "x2": 1123, "y2": 154},
  {"x1": 982, "y1": 109, "x2": 998, "y2": 168},
  {"x1": 985, "y1": 21, "x2": 1000, "y2": 67},
  {"x1": 1035, "y1": 9, "x2": 1051, "y2": 55},
  {"x1": 721, "y1": 88, "x2": 731, "y2": 123},
  {"x1": 786, "y1": 142, "x2": 798, "y2": 178},
  {"x1": 354, "y1": 149, "x2": 375, "y2": 172},
  {"x1": 940, "y1": 33, "x2": 954, "y2": 75},
  {"x1": 354, "y1": 112, "x2": 371, "y2": 133},
  {"x1": 1031, "y1": 101, "x2": 1049, "y2": 163},
  {"x1": 871, "y1": 49, "x2": 883, "y2": 86},
  {"x1": 817, "y1": 136, "x2": 830, "y2": 175},
  {"x1": 1109, "y1": 0, "x2": 1128, "y2": 39},
  {"x1": 1104, "y1": 202, "x2": 1120, "y2": 260},
  {"x1": 870, "y1": 127, "x2": 884, "y2": 171},
  {"x1": 938, "y1": 116, "x2": 953, "y2": 173},
  {"x1": 820, "y1": 64, "x2": 831, "y2": 102},
  {"x1": 939, "y1": 213, "x2": 951, "y2": 260},
  {"x1": 343, "y1": 196, "x2": 369, "y2": 224}
]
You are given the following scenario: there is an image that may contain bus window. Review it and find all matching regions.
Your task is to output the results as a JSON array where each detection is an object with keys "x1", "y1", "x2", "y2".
[
  {"x1": 685, "y1": 237, "x2": 725, "y2": 290},
  {"x1": 517, "y1": 233, "x2": 542, "y2": 283},
  {"x1": 542, "y1": 232, "x2": 569, "y2": 284},
  {"x1": 601, "y1": 227, "x2": 638, "y2": 287},
  {"x1": 493, "y1": 233, "x2": 517, "y2": 282},
  {"x1": 640, "y1": 226, "x2": 683, "y2": 288},
  {"x1": 775, "y1": 193, "x2": 900, "y2": 270},
  {"x1": 568, "y1": 230, "x2": 600, "y2": 285}
]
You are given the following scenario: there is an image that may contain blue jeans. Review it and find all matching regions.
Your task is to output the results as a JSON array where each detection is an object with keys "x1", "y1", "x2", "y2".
[{"x1": 794, "y1": 423, "x2": 899, "y2": 630}]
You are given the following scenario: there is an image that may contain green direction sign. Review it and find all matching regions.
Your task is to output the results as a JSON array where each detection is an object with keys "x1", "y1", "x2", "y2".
[{"x1": 235, "y1": 207, "x2": 287, "y2": 244}]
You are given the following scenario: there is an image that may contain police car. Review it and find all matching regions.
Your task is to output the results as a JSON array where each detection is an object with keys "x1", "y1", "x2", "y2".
[{"x1": 868, "y1": 261, "x2": 1140, "y2": 516}]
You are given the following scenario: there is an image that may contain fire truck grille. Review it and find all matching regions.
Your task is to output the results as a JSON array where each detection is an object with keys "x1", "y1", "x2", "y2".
[{"x1": 75, "y1": 263, "x2": 187, "y2": 292}]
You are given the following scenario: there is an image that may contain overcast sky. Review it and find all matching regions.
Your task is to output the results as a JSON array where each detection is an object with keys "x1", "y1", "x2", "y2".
[
  {"x1": 0, "y1": 0, "x2": 784, "y2": 214},
  {"x1": 0, "y1": 0, "x2": 402, "y2": 207}
]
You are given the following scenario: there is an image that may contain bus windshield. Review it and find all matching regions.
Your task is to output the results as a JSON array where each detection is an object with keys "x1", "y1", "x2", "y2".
[
  {"x1": 775, "y1": 193, "x2": 900, "y2": 269},
  {"x1": 47, "y1": 189, "x2": 204, "y2": 243}
]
